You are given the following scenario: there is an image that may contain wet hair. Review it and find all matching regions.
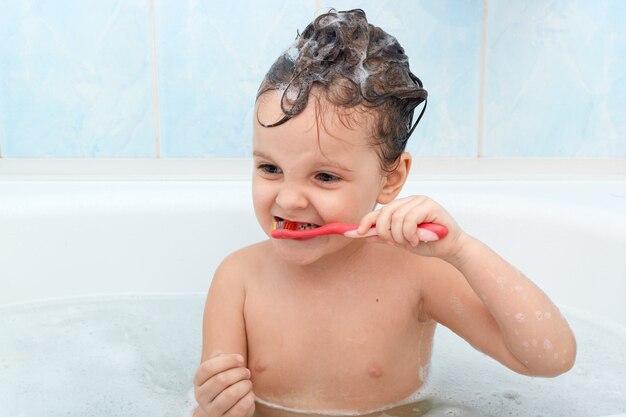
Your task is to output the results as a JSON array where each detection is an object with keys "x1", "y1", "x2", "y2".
[{"x1": 256, "y1": 8, "x2": 427, "y2": 171}]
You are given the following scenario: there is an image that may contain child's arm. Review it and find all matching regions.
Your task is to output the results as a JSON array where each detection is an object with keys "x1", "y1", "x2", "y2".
[
  {"x1": 357, "y1": 196, "x2": 577, "y2": 376},
  {"x1": 422, "y1": 235, "x2": 576, "y2": 376},
  {"x1": 193, "y1": 253, "x2": 255, "y2": 417}
]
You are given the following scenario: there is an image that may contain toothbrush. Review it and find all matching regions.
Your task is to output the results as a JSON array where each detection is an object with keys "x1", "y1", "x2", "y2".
[{"x1": 271, "y1": 220, "x2": 447, "y2": 241}]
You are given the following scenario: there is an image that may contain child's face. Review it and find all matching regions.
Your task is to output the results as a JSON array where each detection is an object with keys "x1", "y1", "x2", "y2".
[{"x1": 252, "y1": 92, "x2": 390, "y2": 266}]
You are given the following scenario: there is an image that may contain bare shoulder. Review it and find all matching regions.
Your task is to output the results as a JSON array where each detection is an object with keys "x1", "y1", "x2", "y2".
[
  {"x1": 384, "y1": 247, "x2": 468, "y2": 321},
  {"x1": 212, "y1": 240, "x2": 272, "y2": 286},
  {"x1": 409, "y1": 251, "x2": 482, "y2": 323},
  {"x1": 387, "y1": 245, "x2": 461, "y2": 283},
  {"x1": 202, "y1": 243, "x2": 270, "y2": 362}
]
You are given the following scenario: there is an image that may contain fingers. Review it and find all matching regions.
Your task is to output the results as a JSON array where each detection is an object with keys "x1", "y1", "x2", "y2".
[
  {"x1": 390, "y1": 200, "x2": 420, "y2": 246},
  {"x1": 358, "y1": 196, "x2": 440, "y2": 247},
  {"x1": 211, "y1": 380, "x2": 255, "y2": 417},
  {"x1": 223, "y1": 390, "x2": 256, "y2": 417},
  {"x1": 357, "y1": 210, "x2": 379, "y2": 235},
  {"x1": 194, "y1": 352, "x2": 245, "y2": 386},
  {"x1": 200, "y1": 366, "x2": 251, "y2": 403},
  {"x1": 194, "y1": 351, "x2": 255, "y2": 417}
]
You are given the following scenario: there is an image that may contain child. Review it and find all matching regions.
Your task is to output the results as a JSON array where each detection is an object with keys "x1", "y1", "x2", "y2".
[{"x1": 192, "y1": 9, "x2": 576, "y2": 417}]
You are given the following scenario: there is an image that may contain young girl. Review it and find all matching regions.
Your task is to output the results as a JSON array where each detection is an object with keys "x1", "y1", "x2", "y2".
[{"x1": 192, "y1": 9, "x2": 576, "y2": 417}]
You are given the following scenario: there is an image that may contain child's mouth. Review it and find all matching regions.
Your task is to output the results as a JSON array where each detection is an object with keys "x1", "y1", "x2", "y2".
[{"x1": 273, "y1": 217, "x2": 321, "y2": 231}]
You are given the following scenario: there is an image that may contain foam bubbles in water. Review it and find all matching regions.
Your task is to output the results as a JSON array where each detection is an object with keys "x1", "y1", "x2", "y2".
[
  {"x1": 1, "y1": 299, "x2": 625, "y2": 417},
  {"x1": 0, "y1": 295, "x2": 204, "y2": 417}
]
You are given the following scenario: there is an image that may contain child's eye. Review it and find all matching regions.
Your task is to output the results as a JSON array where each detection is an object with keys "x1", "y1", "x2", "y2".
[
  {"x1": 258, "y1": 163, "x2": 282, "y2": 175},
  {"x1": 315, "y1": 172, "x2": 341, "y2": 183}
]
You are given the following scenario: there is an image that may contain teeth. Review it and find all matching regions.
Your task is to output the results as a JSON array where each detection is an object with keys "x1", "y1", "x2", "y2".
[
  {"x1": 296, "y1": 223, "x2": 318, "y2": 231},
  {"x1": 274, "y1": 217, "x2": 319, "y2": 231}
]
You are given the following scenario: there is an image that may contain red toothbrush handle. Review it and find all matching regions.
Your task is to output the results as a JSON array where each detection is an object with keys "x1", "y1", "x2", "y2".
[
  {"x1": 271, "y1": 222, "x2": 448, "y2": 240},
  {"x1": 417, "y1": 222, "x2": 448, "y2": 239}
]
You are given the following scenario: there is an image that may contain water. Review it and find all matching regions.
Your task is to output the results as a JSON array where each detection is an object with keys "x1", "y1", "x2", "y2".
[
  {"x1": 0, "y1": 294, "x2": 624, "y2": 417},
  {"x1": 0, "y1": 295, "x2": 203, "y2": 417}
]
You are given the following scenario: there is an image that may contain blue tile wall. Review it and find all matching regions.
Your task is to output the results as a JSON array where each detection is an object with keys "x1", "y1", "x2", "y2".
[
  {"x1": 0, "y1": 1, "x2": 624, "y2": 158},
  {"x1": 0, "y1": 0, "x2": 155, "y2": 157},
  {"x1": 483, "y1": 0, "x2": 626, "y2": 157},
  {"x1": 155, "y1": 0, "x2": 314, "y2": 157}
]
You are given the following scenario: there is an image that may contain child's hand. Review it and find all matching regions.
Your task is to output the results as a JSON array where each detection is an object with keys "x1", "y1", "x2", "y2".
[
  {"x1": 193, "y1": 350, "x2": 255, "y2": 417},
  {"x1": 356, "y1": 195, "x2": 466, "y2": 259}
]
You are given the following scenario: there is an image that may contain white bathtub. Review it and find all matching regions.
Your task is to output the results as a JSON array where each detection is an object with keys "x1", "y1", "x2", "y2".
[
  {"x1": 1, "y1": 159, "x2": 625, "y2": 417},
  {"x1": 1, "y1": 159, "x2": 625, "y2": 323}
]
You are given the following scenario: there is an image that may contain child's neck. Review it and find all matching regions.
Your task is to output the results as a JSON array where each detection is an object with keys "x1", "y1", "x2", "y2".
[{"x1": 285, "y1": 239, "x2": 375, "y2": 280}]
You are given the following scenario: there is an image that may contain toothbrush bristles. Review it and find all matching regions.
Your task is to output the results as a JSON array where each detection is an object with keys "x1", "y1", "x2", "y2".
[
  {"x1": 283, "y1": 220, "x2": 298, "y2": 230},
  {"x1": 273, "y1": 219, "x2": 298, "y2": 230}
]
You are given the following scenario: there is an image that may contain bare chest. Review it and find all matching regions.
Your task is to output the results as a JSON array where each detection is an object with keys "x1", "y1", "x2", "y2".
[{"x1": 243, "y1": 271, "x2": 435, "y2": 411}]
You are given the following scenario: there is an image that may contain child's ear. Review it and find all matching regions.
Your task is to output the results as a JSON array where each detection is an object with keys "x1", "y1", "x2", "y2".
[{"x1": 377, "y1": 152, "x2": 411, "y2": 205}]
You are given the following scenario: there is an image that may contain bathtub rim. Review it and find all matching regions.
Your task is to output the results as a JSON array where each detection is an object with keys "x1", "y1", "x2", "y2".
[{"x1": 1, "y1": 159, "x2": 625, "y2": 324}]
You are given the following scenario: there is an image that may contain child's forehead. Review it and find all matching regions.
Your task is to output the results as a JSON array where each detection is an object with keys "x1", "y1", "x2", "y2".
[
  {"x1": 255, "y1": 89, "x2": 377, "y2": 137},
  {"x1": 254, "y1": 92, "x2": 378, "y2": 157}
]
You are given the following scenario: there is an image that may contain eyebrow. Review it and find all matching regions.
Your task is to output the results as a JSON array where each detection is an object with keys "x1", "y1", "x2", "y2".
[
  {"x1": 322, "y1": 158, "x2": 354, "y2": 172},
  {"x1": 252, "y1": 150, "x2": 272, "y2": 160},
  {"x1": 252, "y1": 150, "x2": 353, "y2": 172}
]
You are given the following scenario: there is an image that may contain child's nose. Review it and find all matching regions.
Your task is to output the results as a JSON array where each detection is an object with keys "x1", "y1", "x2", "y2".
[{"x1": 275, "y1": 183, "x2": 308, "y2": 210}]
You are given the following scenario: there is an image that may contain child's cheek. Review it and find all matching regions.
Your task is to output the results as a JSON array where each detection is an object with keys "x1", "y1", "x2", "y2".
[
  {"x1": 252, "y1": 185, "x2": 272, "y2": 228},
  {"x1": 324, "y1": 196, "x2": 371, "y2": 224}
]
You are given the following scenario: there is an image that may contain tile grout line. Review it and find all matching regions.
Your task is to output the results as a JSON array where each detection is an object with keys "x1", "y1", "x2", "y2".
[
  {"x1": 477, "y1": 0, "x2": 489, "y2": 158},
  {"x1": 149, "y1": 0, "x2": 162, "y2": 158}
]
